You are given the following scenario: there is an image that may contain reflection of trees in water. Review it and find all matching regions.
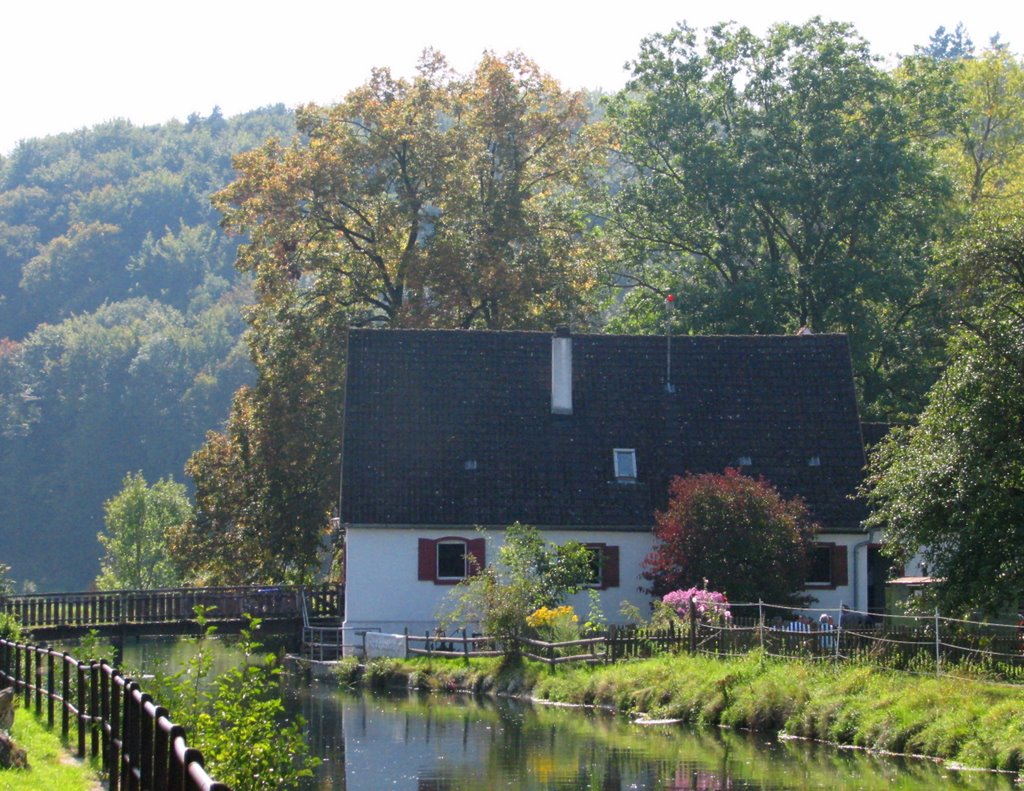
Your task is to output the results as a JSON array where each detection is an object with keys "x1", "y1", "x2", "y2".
[{"x1": 286, "y1": 681, "x2": 1015, "y2": 791}]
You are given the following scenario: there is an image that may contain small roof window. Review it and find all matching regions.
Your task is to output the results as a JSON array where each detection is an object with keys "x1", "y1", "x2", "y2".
[
  {"x1": 808, "y1": 456, "x2": 821, "y2": 467},
  {"x1": 614, "y1": 448, "x2": 637, "y2": 480},
  {"x1": 738, "y1": 456, "x2": 752, "y2": 467}
]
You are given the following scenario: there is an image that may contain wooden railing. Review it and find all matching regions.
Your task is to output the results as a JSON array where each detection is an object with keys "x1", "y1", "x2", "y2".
[
  {"x1": 391, "y1": 606, "x2": 1024, "y2": 681},
  {"x1": 0, "y1": 638, "x2": 229, "y2": 790},
  {"x1": 0, "y1": 585, "x2": 342, "y2": 632}
]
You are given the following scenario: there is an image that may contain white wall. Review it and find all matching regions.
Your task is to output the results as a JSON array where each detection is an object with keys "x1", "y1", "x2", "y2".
[
  {"x1": 803, "y1": 533, "x2": 873, "y2": 612},
  {"x1": 342, "y1": 526, "x2": 656, "y2": 651},
  {"x1": 342, "y1": 526, "x2": 875, "y2": 652}
]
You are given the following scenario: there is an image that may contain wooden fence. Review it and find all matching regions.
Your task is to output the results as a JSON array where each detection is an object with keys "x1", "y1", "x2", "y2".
[
  {"x1": 394, "y1": 604, "x2": 1024, "y2": 680},
  {"x1": 1, "y1": 585, "x2": 342, "y2": 632},
  {"x1": 0, "y1": 637, "x2": 229, "y2": 791}
]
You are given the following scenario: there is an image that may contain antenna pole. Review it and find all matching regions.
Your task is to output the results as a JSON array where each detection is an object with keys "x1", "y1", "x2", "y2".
[{"x1": 665, "y1": 294, "x2": 675, "y2": 393}]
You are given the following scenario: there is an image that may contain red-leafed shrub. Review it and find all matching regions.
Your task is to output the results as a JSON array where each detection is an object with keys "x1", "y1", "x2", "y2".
[{"x1": 643, "y1": 469, "x2": 817, "y2": 606}]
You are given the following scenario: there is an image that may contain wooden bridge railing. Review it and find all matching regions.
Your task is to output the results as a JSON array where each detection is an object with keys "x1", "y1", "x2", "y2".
[
  {"x1": 0, "y1": 585, "x2": 342, "y2": 631},
  {"x1": 1, "y1": 637, "x2": 230, "y2": 790}
]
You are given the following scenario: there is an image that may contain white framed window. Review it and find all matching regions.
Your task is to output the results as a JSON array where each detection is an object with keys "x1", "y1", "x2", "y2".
[
  {"x1": 613, "y1": 448, "x2": 637, "y2": 480},
  {"x1": 436, "y1": 541, "x2": 468, "y2": 580}
]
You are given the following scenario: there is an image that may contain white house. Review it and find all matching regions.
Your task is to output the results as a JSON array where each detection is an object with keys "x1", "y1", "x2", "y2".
[{"x1": 339, "y1": 327, "x2": 883, "y2": 651}]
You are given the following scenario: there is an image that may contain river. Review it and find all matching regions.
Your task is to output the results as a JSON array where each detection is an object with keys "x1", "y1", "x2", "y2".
[{"x1": 121, "y1": 637, "x2": 1016, "y2": 790}]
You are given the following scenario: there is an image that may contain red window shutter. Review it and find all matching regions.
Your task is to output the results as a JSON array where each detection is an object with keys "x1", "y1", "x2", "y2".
[
  {"x1": 418, "y1": 538, "x2": 436, "y2": 581},
  {"x1": 831, "y1": 545, "x2": 848, "y2": 587},
  {"x1": 466, "y1": 538, "x2": 486, "y2": 576},
  {"x1": 602, "y1": 545, "x2": 620, "y2": 589}
]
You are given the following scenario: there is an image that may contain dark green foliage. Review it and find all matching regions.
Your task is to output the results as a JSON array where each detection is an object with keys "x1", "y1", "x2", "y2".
[
  {"x1": 603, "y1": 19, "x2": 950, "y2": 419},
  {"x1": 864, "y1": 218, "x2": 1024, "y2": 614},
  {"x1": 0, "y1": 108, "x2": 294, "y2": 338},
  {"x1": 921, "y1": 24, "x2": 975, "y2": 60},
  {"x1": 0, "y1": 298, "x2": 252, "y2": 588},
  {"x1": 0, "y1": 108, "x2": 294, "y2": 589}
]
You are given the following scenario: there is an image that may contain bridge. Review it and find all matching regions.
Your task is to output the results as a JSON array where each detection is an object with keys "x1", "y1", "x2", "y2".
[{"x1": 0, "y1": 585, "x2": 343, "y2": 648}]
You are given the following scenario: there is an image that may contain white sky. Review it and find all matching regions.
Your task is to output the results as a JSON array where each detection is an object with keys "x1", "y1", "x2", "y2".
[{"x1": 1, "y1": 0, "x2": 1019, "y2": 156}]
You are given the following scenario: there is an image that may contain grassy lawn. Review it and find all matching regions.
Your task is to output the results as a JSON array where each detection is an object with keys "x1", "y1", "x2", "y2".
[{"x1": 0, "y1": 709, "x2": 101, "y2": 791}]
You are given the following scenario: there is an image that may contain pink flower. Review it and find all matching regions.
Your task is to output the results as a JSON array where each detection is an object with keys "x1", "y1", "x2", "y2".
[{"x1": 662, "y1": 586, "x2": 731, "y2": 621}]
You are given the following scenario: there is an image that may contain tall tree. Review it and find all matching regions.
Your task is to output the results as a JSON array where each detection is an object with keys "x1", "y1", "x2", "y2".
[
  {"x1": 603, "y1": 19, "x2": 949, "y2": 418},
  {"x1": 215, "y1": 50, "x2": 601, "y2": 330},
  {"x1": 96, "y1": 472, "x2": 190, "y2": 590},
  {"x1": 178, "y1": 52, "x2": 603, "y2": 583},
  {"x1": 863, "y1": 217, "x2": 1024, "y2": 615},
  {"x1": 922, "y1": 24, "x2": 975, "y2": 61},
  {"x1": 944, "y1": 49, "x2": 1024, "y2": 206}
]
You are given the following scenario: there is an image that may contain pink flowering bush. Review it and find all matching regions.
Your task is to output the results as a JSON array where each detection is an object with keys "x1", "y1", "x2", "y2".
[{"x1": 661, "y1": 585, "x2": 732, "y2": 623}]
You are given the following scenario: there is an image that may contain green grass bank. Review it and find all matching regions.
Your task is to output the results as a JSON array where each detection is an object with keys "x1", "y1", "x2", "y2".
[
  {"x1": 0, "y1": 710, "x2": 102, "y2": 790},
  {"x1": 338, "y1": 651, "x2": 1024, "y2": 775}
]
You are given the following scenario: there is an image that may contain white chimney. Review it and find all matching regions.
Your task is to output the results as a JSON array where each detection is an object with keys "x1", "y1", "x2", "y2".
[{"x1": 551, "y1": 326, "x2": 572, "y2": 415}]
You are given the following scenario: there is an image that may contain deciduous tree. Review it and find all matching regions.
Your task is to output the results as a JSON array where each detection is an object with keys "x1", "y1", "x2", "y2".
[
  {"x1": 604, "y1": 19, "x2": 948, "y2": 418},
  {"x1": 180, "y1": 52, "x2": 603, "y2": 583},
  {"x1": 216, "y1": 50, "x2": 602, "y2": 330},
  {"x1": 863, "y1": 218, "x2": 1024, "y2": 614},
  {"x1": 643, "y1": 469, "x2": 817, "y2": 606},
  {"x1": 96, "y1": 472, "x2": 190, "y2": 590}
]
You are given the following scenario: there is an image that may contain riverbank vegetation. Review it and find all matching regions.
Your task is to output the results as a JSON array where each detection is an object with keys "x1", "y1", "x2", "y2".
[
  {"x1": 1, "y1": 711, "x2": 101, "y2": 790},
  {"x1": 345, "y1": 652, "x2": 1024, "y2": 774},
  {"x1": 145, "y1": 611, "x2": 318, "y2": 791}
]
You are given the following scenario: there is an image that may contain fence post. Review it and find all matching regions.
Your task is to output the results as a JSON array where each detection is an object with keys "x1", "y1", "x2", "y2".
[
  {"x1": 61, "y1": 652, "x2": 70, "y2": 741},
  {"x1": 758, "y1": 600, "x2": 764, "y2": 652},
  {"x1": 47, "y1": 649, "x2": 55, "y2": 729},
  {"x1": 934, "y1": 608, "x2": 941, "y2": 676},
  {"x1": 109, "y1": 673, "x2": 122, "y2": 791},
  {"x1": 462, "y1": 629, "x2": 469, "y2": 662},
  {"x1": 153, "y1": 706, "x2": 169, "y2": 790},
  {"x1": 688, "y1": 599, "x2": 697, "y2": 656},
  {"x1": 21, "y1": 644, "x2": 30, "y2": 709},
  {"x1": 100, "y1": 663, "x2": 110, "y2": 772},
  {"x1": 90, "y1": 661, "x2": 100, "y2": 758},
  {"x1": 77, "y1": 661, "x2": 86, "y2": 758},
  {"x1": 34, "y1": 646, "x2": 43, "y2": 715}
]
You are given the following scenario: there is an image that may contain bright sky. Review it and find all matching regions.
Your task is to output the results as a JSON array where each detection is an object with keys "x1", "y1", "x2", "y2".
[{"x1": 2, "y1": 0, "x2": 1018, "y2": 156}]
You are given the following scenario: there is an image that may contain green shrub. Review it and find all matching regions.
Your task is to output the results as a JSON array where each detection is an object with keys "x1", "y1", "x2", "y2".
[
  {"x1": 148, "y1": 607, "x2": 317, "y2": 791},
  {"x1": 0, "y1": 611, "x2": 22, "y2": 642},
  {"x1": 331, "y1": 656, "x2": 361, "y2": 686},
  {"x1": 364, "y1": 657, "x2": 402, "y2": 689}
]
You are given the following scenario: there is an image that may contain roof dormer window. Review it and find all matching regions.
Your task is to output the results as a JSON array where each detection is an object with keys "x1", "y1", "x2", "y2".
[
  {"x1": 738, "y1": 456, "x2": 752, "y2": 467},
  {"x1": 614, "y1": 448, "x2": 637, "y2": 481}
]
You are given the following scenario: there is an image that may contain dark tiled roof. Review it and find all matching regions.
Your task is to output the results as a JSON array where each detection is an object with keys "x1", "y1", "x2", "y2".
[{"x1": 341, "y1": 329, "x2": 867, "y2": 532}]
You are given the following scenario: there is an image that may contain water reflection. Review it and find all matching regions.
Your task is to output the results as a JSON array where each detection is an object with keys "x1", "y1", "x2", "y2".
[
  {"x1": 111, "y1": 639, "x2": 1015, "y2": 790},
  {"x1": 288, "y1": 680, "x2": 1015, "y2": 791}
]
